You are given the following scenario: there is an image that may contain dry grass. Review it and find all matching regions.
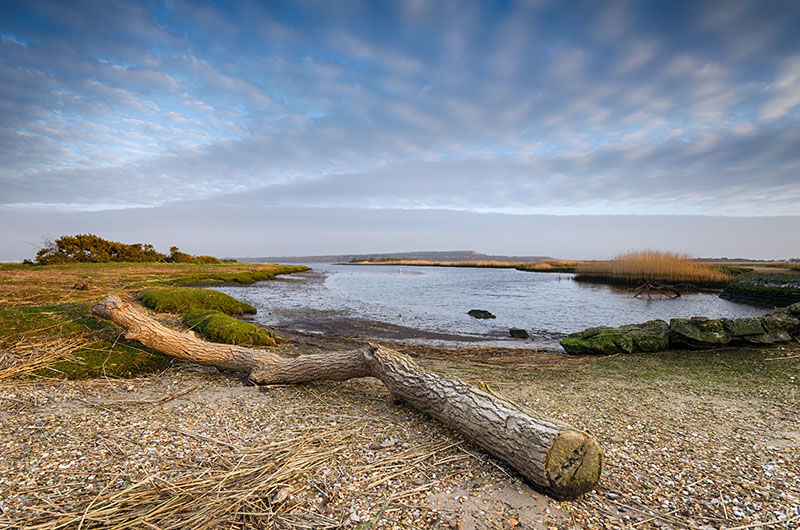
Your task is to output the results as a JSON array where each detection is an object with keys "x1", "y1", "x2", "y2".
[
  {"x1": 0, "y1": 336, "x2": 84, "y2": 383},
  {"x1": 0, "y1": 262, "x2": 306, "y2": 307},
  {"x1": 575, "y1": 250, "x2": 734, "y2": 287}
]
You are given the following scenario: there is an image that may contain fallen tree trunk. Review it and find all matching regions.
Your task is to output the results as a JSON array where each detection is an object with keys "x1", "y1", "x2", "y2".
[{"x1": 92, "y1": 295, "x2": 602, "y2": 499}]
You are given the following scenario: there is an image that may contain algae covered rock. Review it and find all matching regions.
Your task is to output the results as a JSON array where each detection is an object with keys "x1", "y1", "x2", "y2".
[
  {"x1": 668, "y1": 317, "x2": 731, "y2": 349},
  {"x1": 618, "y1": 320, "x2": 670, "y2": 352},
  {"x1": 560, "y1": 326, "x2": 634, "y2": 355},
  {"x1": 468, "y1": 309, "x2": 496, "y2": 319},
  {"x1": 509, "y1": 328, "x2": 529, "y2": 339},
  {"x1": 560, "y1": 320, "x2": 668, "y2": 355}
]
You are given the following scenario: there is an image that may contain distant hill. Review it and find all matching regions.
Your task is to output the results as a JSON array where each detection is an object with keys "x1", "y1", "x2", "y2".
[{"x1": 239, "y1": 250, "x2": 553, "y2": 264}]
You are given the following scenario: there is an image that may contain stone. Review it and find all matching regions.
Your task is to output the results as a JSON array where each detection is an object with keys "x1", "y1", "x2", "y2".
[
  {"x1": 618, "y1": 320, "x2": 670, "y2": 352},
  {"x1": 509, "y1": 328, "x2": 529, "y2": 339},
  {"x1": 668, "y1": 317, "x2": 731, "y2": 349},
  {"x1": 467, "y1": 309, "x2": 496, "y2": 319},
  {"x1": 560, "y1": 327, "x2": 634, "y2": 355},
  {"x1": 560, "y1": 321, "x2": 668, "y2": 355}
]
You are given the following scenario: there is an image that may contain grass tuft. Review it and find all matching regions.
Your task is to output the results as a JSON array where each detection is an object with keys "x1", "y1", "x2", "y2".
[
  {"x1": 140, "y1": 287, "x2": 256, "y2": 315},
  {"x1": 574, "y1": 250, "x2": 734, "y2": 288},
  {"x1": 183, "y1": 309, "x2": 283, "y2": 347}
]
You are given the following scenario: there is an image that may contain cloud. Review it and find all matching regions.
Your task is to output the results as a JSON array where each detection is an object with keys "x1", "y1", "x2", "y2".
[{"x1": 0, "y1": 0, "x2": 798, "y2": 224}]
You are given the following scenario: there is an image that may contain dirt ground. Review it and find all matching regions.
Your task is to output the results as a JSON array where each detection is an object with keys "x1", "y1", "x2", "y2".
[{"x1": 1, "y1": 332, "x2": 798, "y2": 529}]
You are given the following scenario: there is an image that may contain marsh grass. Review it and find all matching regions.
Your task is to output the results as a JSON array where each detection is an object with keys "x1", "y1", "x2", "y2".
[
  {"x1": 140, "y1": 287, "x2": 256, "y2": 315},
  {"x1": 183, "y1": 309, "x2": 284, "y2": 347},
  {"x1": 574, "y1": 250, "x2": 734, "y2": 288}
]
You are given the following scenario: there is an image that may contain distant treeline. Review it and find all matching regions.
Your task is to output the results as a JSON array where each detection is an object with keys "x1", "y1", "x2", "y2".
[{"x1": 34, "y1": 234, "x2": 229, "y2": 265}]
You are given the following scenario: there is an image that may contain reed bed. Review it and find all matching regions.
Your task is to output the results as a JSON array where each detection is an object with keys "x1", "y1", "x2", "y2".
[{"x1": 574, "y1": 250, "x2": 734, "y2": 288}]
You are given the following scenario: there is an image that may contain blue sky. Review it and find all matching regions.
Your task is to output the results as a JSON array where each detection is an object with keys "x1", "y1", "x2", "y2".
[{"x1": 1, "y1": 0, "x2": 799, "y2": 259}]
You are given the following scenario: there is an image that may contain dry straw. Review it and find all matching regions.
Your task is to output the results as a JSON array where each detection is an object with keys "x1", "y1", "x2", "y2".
[{"x1": 576, "y1": 250, "x2": 733, "y2": 284}]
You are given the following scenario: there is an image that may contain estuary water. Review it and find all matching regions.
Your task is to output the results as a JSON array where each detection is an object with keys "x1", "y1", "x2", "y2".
[{"x1": 214, "y1": 264, "x2": 768, "y2": 349}]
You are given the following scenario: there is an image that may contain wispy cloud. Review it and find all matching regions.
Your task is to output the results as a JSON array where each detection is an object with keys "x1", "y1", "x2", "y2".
[{"x1": 0, "y1": 0, "x2": 798, "y2": 220}]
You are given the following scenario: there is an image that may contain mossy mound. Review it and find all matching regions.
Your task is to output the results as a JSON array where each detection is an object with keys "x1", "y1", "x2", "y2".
[
  {"x1": 183, "y1": 309, "x2": 282, "y2": 347},
  {"x1": 140, "y1": 288, "x2": 256, "y2": 315}
]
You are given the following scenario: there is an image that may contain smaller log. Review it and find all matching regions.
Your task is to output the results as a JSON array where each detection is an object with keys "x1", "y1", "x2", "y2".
[{"x1": 92, "y1": 295, "x2": 602, "y2": 499}]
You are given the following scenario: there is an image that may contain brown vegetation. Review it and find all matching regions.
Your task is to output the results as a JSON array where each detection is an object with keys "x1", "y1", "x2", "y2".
[{"x1": 574, "y1": 250, "x2": 735, "y2": 288}]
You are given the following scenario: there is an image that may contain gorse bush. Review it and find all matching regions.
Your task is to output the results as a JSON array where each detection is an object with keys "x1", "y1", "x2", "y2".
[
  {"x1": 35, "y1": 234, "x2": 222, "y2": 265},
  {"x1": 575, "y1": 250, "x2": 734, "y2": 287}
]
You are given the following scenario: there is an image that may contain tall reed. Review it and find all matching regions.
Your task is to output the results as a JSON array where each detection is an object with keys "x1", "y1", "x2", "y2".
[{"x1": 575, "y1": 250, "x2": 733, "y2": 287}]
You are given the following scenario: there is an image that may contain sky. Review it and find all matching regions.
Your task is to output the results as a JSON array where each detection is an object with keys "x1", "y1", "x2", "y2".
[{"x1": 1, "y1": 0, "x2": 799, "y2": 260}]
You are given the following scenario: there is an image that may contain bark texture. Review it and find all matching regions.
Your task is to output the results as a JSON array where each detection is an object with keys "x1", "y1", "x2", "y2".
[{"x1": 92, "y1": 295, "x2": 602, "y2": 499}]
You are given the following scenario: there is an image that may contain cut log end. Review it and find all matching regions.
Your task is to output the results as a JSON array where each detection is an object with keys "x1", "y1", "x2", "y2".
[{"x1": 545, "y1": 430, "x2": 603, "y2": 499}]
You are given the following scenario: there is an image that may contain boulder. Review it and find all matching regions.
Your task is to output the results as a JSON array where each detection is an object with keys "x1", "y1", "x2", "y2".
[
  {"x1": 618, "y1": 320, "x2": 670, "y2": 352},
  {"x1": 509, "y1": 328, "x2": 529, "y2": 339},
  {"x1": 468, "y1": 309, "x2": 496, "y2": 319},
  {"x1": 560, "y1": 326, "x2": 634, "y2": 355},
  {"x1": 560, "y1": 320, "x2": 668, "y2": 355},
  {"x1": 668, "y1": 317, "x2": 731, "y2": 349}
]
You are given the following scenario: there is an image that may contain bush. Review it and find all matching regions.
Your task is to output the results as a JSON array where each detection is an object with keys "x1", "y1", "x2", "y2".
[
  {"x1": 34, "y1": 235, "x2": 223, "y2": 265},
  {"x1": 166, "y1": 246, "x2": 221, "y2": 264},
  {"x1": 140, "y1": 288, "x2": 256, "y2": 315},
  {"x1": 36, "y1": 234, "x2": 166, "y2": 264},
  {"x1": 183, "y1": 309, "x2": 282, "y2": 346}
]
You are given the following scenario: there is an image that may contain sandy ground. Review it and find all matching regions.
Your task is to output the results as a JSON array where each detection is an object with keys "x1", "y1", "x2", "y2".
[{"x1": 1, "y1": 329, "x2": 799, "y2": 529}]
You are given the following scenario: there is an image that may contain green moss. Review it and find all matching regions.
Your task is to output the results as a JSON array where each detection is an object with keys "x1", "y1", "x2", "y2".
[
  {"x1": 183, "y1": 309, "x2": 282, "y2": 347},
  {"x1": 0, "y1": 303, "x2": 172, "y2": 379},
  {"x1": 140, "y1": 287, "x2": 255, "y2": 315},
  {"x1": 561, "y1": 328, "x2": 634, "y2": 355}
]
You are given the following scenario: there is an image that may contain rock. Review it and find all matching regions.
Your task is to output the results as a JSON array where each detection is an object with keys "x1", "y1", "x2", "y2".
[
  {"x1": 468, "y1": 309, "x2": 496, "y2": 319},
  {"x1": 723, "y1": 316, "x2": 791, "y2": 344},
  {"x1": 509, "y1": 328, "x2": 529, "y2": 339},
  {"x1": 560, "y1": 326, "x2": 634, "y2": 355},
  {"x1": 668, "y1": 317, "x2": 731, "y2": 349},
  {"x1": 560, "y1": 320, "x2": 668, "y2": 355},
  {"x1": 759, "y1": 313, "x2": 796, "y2": 342},
  {"x1": 618, "y1": 320, "x2": 670, "y2": 352}
]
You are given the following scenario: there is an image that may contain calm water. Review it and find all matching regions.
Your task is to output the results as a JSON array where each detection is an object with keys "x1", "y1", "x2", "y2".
[{"x1": 215, "y1": 264, "x2": 767, "y2": 349}]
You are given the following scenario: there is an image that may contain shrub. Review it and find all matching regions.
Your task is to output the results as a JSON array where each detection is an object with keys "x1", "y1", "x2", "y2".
[
  {"x1": 140, "y1": 288, "x2": 256, "y2": 315},
  {"x1": 183, "y1": 309, "x2": 282, "y2": 346},
  {"x1": 36, "y1": 234, "x2": 166, "y2": 264}
]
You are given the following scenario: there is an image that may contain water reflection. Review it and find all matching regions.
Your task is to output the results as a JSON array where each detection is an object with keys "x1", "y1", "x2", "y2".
[{"x1": 215, "y1": 264, "x2": 768, "y2": 348}]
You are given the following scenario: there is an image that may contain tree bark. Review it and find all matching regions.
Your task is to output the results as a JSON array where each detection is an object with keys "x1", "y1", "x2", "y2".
[{"x1": 92, "y1": 295, "x2": 602, "y2": 499}]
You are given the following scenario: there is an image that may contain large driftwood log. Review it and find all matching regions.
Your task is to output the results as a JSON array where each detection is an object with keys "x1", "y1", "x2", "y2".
[{"x1": 92, "y1": 295, "x2": 602, "y2": 499}]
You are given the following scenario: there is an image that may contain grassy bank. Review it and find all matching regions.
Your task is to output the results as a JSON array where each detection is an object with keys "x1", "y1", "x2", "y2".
[{"x1": 0, "y1": 261, "x2": 308, "y2": 380}]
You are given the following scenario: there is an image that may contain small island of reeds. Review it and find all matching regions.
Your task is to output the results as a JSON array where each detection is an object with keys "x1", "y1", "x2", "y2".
[{"x1": 573, "y1": 250, "x2": 735, "y2": 290}]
